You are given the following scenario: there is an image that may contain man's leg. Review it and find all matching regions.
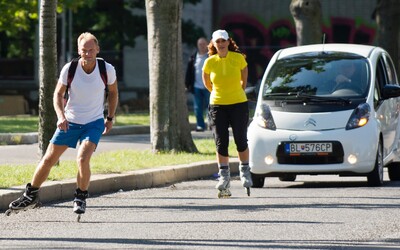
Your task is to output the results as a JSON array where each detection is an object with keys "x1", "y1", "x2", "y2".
[
  {"x1": 194, "y1": 88, "x2": 205, "y2": 130},
  {"x1": 76, "y1": 140, "x2": 96, "y2": 191},
  {"x1": 31, "y1": 143, "x2": 68, "y2": 188},
  {"x1": 8, "y1": 143, "x2": 67, "y2": 210},
  {"x1": 73, "y1": 140, "x2": 96, "y2": 214}
]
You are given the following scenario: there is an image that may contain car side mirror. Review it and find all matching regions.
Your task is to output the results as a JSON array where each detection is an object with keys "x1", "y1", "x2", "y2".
[{"x1": 382, "y1": 84, "x2": 400, "y2": 99}]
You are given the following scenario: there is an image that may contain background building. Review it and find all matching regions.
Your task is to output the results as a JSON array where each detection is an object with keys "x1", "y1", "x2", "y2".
[{"x1": 0, "y1": 0, "x2": 379, "y2": 115}]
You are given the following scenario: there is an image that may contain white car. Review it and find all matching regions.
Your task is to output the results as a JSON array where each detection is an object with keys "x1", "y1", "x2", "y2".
[{"x1": 248, "y1": 43, "x2": 400, "y2": 187}]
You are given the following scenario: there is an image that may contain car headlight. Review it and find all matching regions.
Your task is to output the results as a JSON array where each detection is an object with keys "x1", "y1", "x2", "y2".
[
  {"x1": 346, "y1": 103, "x2": 370, "y2": 130},
  {"x1": 255, "y1": 102, "x2": 276, "y2": 130}
]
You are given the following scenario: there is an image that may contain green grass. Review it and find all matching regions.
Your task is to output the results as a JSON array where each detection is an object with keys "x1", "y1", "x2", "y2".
[
  {"x1": 0, "y1": 113, "x2": 197, "y2": 133},
  {"x1": 0, "y1": 138, "x2": 238, "y2": 189},
  {"x1": 0, "y1": 112, "x2": 223, "y2": 189},
  {"x1": 0, "y1": 115, "x2": 39, "y2": 133}
]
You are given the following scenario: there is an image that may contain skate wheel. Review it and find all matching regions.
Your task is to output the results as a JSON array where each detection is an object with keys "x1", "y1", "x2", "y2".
[
  {"x1": 246, "y1": 187, "x2": 251, "y2": 196},
  {"x1": 34, "y1": 202, "x2": 42, "y2": 209},
  {"x1": 217, "y1": 189, "x2": 231, "y2": 198},
  {"x1": 76, "y1": 214, "x2": 81, "y2": 222},
  {"x1": 217, "y1": 191, "x2": 227, "y2": 198},
  {"x1": 5, "y1": 209, "x2": 12, "y2": 216}
]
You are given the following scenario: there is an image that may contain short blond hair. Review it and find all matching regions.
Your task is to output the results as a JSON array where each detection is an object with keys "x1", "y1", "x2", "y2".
[{"x1": 77, "y1": 32, "x2": 99, "y2": 46}]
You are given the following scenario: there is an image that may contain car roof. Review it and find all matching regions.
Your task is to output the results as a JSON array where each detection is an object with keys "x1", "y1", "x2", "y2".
[{"x1": 276, "y1": 43, "x2": 379, "y2": 59}]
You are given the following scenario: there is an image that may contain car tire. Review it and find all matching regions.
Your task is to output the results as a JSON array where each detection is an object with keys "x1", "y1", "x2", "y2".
[
  {"x1": 251, "y1": 173, "x2": 265, "y2": 188},
  {"x1": 278, "y1": 174, "x2": 296, "y2": 182},
  {"x1": 367, "y1": 140, "x2": 384, "y2": 186},
  {"x1": 388, "y1": 162, "x2": 400, "y2": 181}
]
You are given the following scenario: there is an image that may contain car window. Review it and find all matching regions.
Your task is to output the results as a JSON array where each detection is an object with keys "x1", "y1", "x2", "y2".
[
  {"x1": 374, "y1": 75, "x2": 381, "y2": 109},
  {"x1": 376, "y1": 57, "x2": 387, "y2": 87},
  {"x1": 382, "y1": 53, "x2": 398, "y2": 85},
  {"x1": 262, "y1": 55, "x2": 369, "y2": 99}
]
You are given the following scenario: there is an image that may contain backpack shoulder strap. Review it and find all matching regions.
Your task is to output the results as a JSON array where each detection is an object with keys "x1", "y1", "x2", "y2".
[
  {"x1": 97, "y1": 58, "x2": 109, "y2": 99},
  {"x1": 64, "y1": 57, "x2": 80, "y2": 101},
  {"x1": 67, "y1": 57, "x2": 80, "y2": 89},
  {"x1": 97, "y1": 58, "x2": 108, "y2": 87}
]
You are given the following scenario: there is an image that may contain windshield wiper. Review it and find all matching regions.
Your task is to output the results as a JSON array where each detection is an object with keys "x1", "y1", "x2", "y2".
[
  {"x1": 264, "y1": 92, "x2": 351, "y2": 105},
  {"x1": 264, "y1": 92, "x2": 299, "y2": 97},
  {"x1": 296, "y1": 92, "x2": 351, "y2": 105}
]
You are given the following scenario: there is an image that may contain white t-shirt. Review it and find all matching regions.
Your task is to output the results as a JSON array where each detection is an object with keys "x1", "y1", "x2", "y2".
[{"x1": 59, "y1": 59, "x2": 117, "y2": 124}]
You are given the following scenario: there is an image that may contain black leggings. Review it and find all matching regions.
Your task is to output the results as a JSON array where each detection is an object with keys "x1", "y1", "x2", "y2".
[{"x1": 208, "y1": 101, "x2": 249, "y2": 157}]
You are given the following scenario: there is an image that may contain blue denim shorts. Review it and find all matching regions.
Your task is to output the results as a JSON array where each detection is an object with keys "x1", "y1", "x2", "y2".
[{"x1": 50, "y1": 118, "x2": 105, "y2": 148}]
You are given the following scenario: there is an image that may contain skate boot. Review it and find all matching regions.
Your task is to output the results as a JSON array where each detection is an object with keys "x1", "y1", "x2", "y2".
[
  {"x1": 216, "y1": 168, "x2": 231, "y2": 198},
  {"x1": 240, "y1": 164, "x2": 253, "y2": 196},
  {"x1": 73, "y1": 188, "x2": 89, "y2": 222},
  {"x1": 6, "y1": 183, "x2": 40, "y2": 216}
]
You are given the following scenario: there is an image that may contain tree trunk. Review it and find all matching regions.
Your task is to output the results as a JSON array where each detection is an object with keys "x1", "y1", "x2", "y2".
[
  {"x1": 373, "y1": 0, "x2": 400, "y2": 74},
  {"x1": 38, "y1": 0, "x2": 58, "y2": 157},
  {"x1": 145, "y1": 0, "x2": 197, "y2": 153},
  {"x1": 290, "y1": 0, "x2": 322, "y2": 46}
]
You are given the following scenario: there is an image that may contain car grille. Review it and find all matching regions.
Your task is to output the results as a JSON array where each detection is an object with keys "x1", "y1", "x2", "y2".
[{"x1": 276, "y1": 141, "x2": 344, "y2": 164}]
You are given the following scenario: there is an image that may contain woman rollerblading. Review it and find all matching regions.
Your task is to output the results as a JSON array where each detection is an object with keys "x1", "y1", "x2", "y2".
[
  {"x1": 240, "y1": 164, "x2": 252, "y2": 196},
  {"x1": 216, "y1": 167, "x2": 231, "y2": 198},
  {"x1": 203, "y1": 30, "x2": 251, "y2": 198}
]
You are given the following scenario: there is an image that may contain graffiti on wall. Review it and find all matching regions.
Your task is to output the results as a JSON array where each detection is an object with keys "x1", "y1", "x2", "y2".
[{"x1": 219, "y1": 14, "x2": 376, "y2": 84}]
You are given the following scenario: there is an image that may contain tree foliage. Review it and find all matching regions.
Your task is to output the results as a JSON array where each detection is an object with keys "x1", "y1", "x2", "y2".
[
  {"x1": 0, "y1": 0, "x2": 205, "y2": 58},
  {"x1": 0, "y1": 0, "x2": 38, "y2": 34}
]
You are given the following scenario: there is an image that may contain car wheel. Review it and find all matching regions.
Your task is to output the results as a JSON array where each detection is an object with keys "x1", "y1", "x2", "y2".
[
  {"x1": 388, "y1": 162, "x2": 400, "y2": 181},
  {"x1": 367, "y1": 141, "x2": 384, "y2": 186},
  {"x1": 279, "y1": 174, "x2": 296, "y2": 182},
  {"x1": 251, "y1": 173, "x2": 265, "y2": 188}
]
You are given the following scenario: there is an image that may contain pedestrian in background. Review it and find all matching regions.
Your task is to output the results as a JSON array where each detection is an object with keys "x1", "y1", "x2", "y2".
[
  {"x1": 8, "y1": 32, "x2": 118, "y2": 216},
  {"x1": 202, "y1": 29, "x2": 252, "y2": 198},
  {"x1": 185, "y1": 37, "x2": 210, "y2": 132}
]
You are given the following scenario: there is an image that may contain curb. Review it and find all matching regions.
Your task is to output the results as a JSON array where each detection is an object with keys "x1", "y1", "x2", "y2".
[
  {"x1": 0, "y1": 125, "x2": 149, "y2": 145},
  {"x1": 0, "y1": 160, "x2": 239, "y2": 212},
  {"x1": 0, "y1": 125, "x2": 198, "y2": 145}
]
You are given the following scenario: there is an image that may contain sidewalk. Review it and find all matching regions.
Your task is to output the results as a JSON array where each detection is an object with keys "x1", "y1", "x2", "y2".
[{"x1": 0, "y1": 126, "x2": 239, "y2": 211}]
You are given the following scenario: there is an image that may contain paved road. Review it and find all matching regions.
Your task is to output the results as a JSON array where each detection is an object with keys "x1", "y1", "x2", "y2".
[{"x1": 1, "y1": 174, "x2": 400, "y2": 249}]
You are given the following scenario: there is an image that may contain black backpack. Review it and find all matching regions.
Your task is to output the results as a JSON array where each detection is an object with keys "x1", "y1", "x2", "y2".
[{"x1": 64, "y1": 57, "x2": 108, "y2": 102}]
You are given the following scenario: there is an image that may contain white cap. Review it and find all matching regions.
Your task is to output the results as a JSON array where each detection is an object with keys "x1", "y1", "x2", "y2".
[{"x1": 212, "y1": 29, "x2": 229, "y2": 42}]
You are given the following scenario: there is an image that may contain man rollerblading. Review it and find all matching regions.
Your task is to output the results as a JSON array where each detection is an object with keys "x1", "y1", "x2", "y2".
[
  {"x1": 5, "y1": 183, "x2": 41, "y2": 216},
  {"x1": 6, "y1": 33, "x2": 118, "y2": 220},
  {"x1": 216, "y1": 167, "x2": 231, "y2": 198},
  {"x1": 73, "y1": 188, "x2": 89, "y2": 222},
  {"x1": 239, "y1": 163, "x2": 252, "y2": 196}
]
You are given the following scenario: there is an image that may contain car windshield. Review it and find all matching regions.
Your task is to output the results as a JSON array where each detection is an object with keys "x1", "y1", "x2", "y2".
[{"x1": 262, "y1": 53, "x2": 370, "y2": 101}]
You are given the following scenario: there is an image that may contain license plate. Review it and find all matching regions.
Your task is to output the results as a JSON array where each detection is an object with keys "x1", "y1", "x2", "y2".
[{"x1": 285, "y1": 142, "x2": 333, "y2": 154}]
